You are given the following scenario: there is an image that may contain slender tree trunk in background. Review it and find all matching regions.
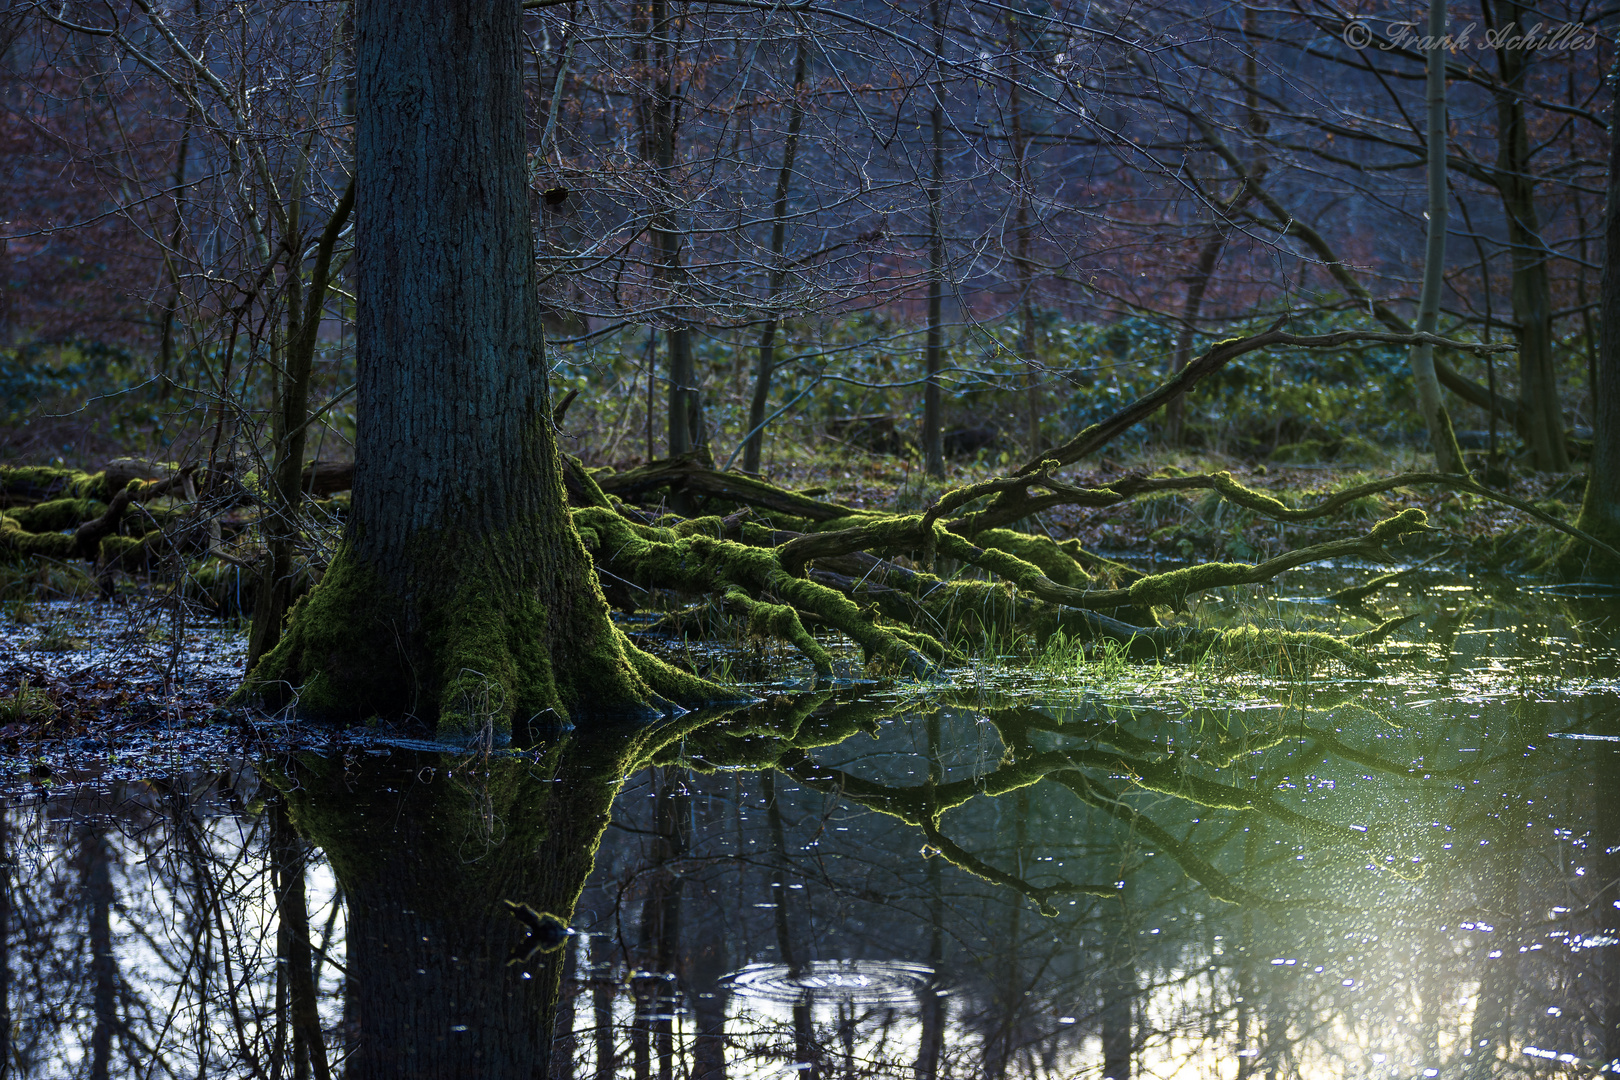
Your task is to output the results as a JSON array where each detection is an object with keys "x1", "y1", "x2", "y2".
[
  {"x1": 246, "y1": 180, "x2": 353, "y2": 670},
  {"x1": 648, "y1": 0, "x2": 702, "y2": 459},
  {"x1": 1492, "y1": 0, "x2": 1568, "y2": 472},
  {"x1": 922, "y1": 0, "x2": 947, "y2": 480},
  {"x1": 155, "y1": 120, "x2": 191, "y2": 400},
  {"x1": 84, "y1": 825, "x2": 114, "y2": 1080},
  {"x1": 1166, "y1": 7, "x2": 1261, "y2": 447},
  {"x1": 1408, "y1": 0, "x2": 1468, "y2": 475},
  {"x1": 1004, "y1": 11, "x2": 1039, "y2": 457},
  {"x1": 1164, "y1": 228, "x2": 1227, "y2": 447},
  {"x1": 743, "y1": 35, "x2": 808, "y2": 476},
  {"x1": 243, "y1": 0, "x2": 655, "y2": 730},
  {"x1": 1570, "y1": 51, "x2": 1620, "y2": 575}
]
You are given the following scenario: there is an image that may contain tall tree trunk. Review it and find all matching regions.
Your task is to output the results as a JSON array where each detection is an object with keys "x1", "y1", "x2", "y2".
[
  {"x1": 1491, "y1": 0, "x2": 1568, "y2": 471},
  {"x1": 1570, "y1": 48, "x2": 1620, "y2": 575},
  {"x1": 742, "y1": 35, "x2": 809, "y2": 476},
  {"x1": 648, "y1": 0, "x2": 701, "y2": 459},
  {"x1": 1408, "y1": 0, "x2": 1468, "y2": 475},
  {"x1": 922, "y1": 0, "x2": 947, "y2": 480},
  {"x1": 243, "y1": 0, "x2": 657, "y2": 731},
  {"x1": 1003, "y1": 12, "x2": 1039, "y2": 458}
]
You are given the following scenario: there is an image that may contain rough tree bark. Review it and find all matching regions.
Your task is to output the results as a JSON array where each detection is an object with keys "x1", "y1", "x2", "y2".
[{"x1": 242, "y1": 0, "x2": 679, "y2": 732}]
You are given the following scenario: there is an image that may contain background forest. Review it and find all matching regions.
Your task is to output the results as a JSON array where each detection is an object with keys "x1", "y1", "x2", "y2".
[{"x1": 0, "y1": 0, "x2": 1607, "y2": 492}]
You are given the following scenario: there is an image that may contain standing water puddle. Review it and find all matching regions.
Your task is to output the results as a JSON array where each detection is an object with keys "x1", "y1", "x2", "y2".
[{"x1": 0, "y1": 575, "x2": 1616, "y2": 1078}]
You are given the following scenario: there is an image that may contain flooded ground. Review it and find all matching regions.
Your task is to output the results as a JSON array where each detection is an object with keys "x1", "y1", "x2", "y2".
[{"x1": 0, "y1": 567, "x2": 1615, "y2": 1078}]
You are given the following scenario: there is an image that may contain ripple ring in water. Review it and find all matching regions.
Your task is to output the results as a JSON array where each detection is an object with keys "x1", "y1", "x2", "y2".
[{"x1": 721, "y1": 959, "x2": 938, "y2": 1005}]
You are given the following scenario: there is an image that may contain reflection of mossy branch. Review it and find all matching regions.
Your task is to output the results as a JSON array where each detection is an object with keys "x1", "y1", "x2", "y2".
[
  {"x1": 989, "y1": 707, "x2": 1375, "y2": 849},
  {"x1": 1050, "y1": 771, "x2": 1269, "y2": 907},
  {"x1": 916, "y1": 815, "x2": 1121, "y2": 915},
  {"x1": 775, "y1": 745, "x2": 1125, "y2": 914}
]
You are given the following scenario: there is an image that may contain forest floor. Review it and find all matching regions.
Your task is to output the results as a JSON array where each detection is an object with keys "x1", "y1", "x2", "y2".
[{"x1": 0, "y1": 426, "x2": 1594, "y2": 782}]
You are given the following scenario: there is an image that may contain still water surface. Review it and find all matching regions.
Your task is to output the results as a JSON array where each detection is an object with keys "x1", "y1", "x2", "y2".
[{"x1": 2, "y1": 576, "x2": 1616, "y2": 1078}]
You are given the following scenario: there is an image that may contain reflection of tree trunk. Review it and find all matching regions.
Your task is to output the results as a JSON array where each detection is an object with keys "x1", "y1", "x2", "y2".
[
  {"x1": 1099, "y1": 901, "x2": 1134, "y2": 1080},
  {"x1": 1462, "y1": 853, "x2": 1520, "y2": 1080},
  {"x1": 764, "y1": 771, "x2": 818, "y2": 1078},
  {"x1": 1462, "y1": 705, "x2": 1531, "y2": 1080},
  {"x1": 0, "y1": 799, "x2": 9, "y2": 1076},
  {"x1": 1260, "y1": 972, "x2": 1287, "y2": 1080},
  {"x1": 1236, "y1": 820, "x2": 1257, "y2": 1080},
  {"x1": 285, "y1": 745, "x2": 623, "y2": 1079},
  {"x1": 685, "y1": 897, "x2": 729, "y2": 1080},
  {"x1": 1595, "y1": 728, "x2": 1620, "y2": 1071},
  {"x1": 633, "y1": 769, "x2": 685, "y2": 1080},
  {"x1": 686, "y1": 772, "x2": 731, "y2": 1080},
  {"x1": 915, "y1": 712, "x2": 946, "y2": 1080},
  {"x1": 984, "y1": 789, "x2": 1028, "y2": 1079},
  {"x1": 552, "y1": 937, "x2": 579, "y2": 1080},
  {"x1": 84, "y1": 824, "x2": 115, "y2": 1080},
  {"x1": 273, "y1": 801, "x2": 333, "y2": 1080},
  {"x1": 593, "y1": 932, "x2": 618, "y2": 1080}
]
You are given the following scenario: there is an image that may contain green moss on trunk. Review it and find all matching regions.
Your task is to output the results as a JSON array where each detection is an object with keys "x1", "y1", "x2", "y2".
[{"x1": 241, "y1": 511, "x2": 701, "y2": 735}]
